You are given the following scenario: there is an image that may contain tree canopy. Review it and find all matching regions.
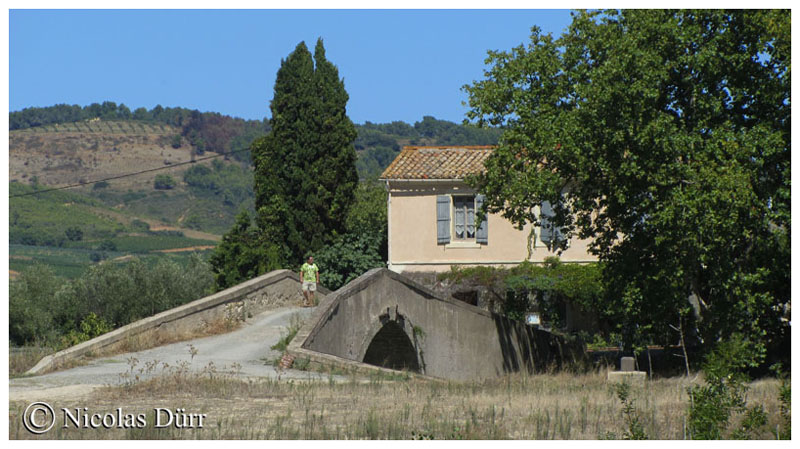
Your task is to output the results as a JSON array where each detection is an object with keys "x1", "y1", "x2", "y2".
[
  {"x1": 251, "y1": 39, "x2": 359, "y2": 268},
  {"x1": 464, "y1": 10, "x2": 790, "y2": 362},
  {"x1": 210, "y1": 39, "x2": 360, "y2": 289}
]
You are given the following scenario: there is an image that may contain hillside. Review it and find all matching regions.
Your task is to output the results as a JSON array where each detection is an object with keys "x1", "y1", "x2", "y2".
[
  {"x1": 8, "y1": 106, "x2": 502, "y2": 279},
  {"x1": 9, "y1": 120, "x2": 255, "y2": 234},
  {"x1": 11, "y1": 120, "x2": 201, "y2": 190},
  {"x1": 10, "y1": 104, "x2": 502, "y2": 180},
  {"x1": 9, "y1": 182, "x2": 220, "y2": 279}
]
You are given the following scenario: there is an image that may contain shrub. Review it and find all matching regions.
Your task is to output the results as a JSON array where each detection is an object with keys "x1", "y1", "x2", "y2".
[
  {"x1": 9, "y1": 264, "x2": 64, "y2": 346},
  {"x1": 777, "y1": 371, "x2": 791, "y2": 439},
  {"x1": 686, "y1": 335, "x2": 767, "y2": 439},
  {"x1": 209, "y1": 211, "x2": 282, "y2": 291},
  {"x1": 59, "y1": 312, "x2": 113, "y2": 348},
  {"x1": 97, "y1": 240, "x2": 117, "y2": 251},
  {"x1": 64, "y1": 226, "x2": 83, "y2": 241},
  {"x1": 437, "y1": 259, "x2": 603, "y2": 326},
  {"x1": 154, "y1": 174, "x2": 176, "y2": 190},
  {"x1": 9, "y1": 254, "x2": 214, "y2": 347},
  {"x1": 614, "y1": 382, "x2": 648, "y2": 440},
  {"x1": 313, "y1": 232, "x2": 385, "y2": 291},
  {"x1": 171, "y1": 134, "x2": 182, "y2": 149}
]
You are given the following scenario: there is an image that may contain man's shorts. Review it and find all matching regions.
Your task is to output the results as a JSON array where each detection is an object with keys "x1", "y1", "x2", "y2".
[{"x1": 302, "y1": 281, "x2": 317, "y2": 292}]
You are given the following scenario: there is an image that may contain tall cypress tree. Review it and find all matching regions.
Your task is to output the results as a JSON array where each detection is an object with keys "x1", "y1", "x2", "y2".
[
  {"x1": 309, "y1": 39, "x2": 358, "y2": 245},
  {"x1": 248, "y1": 39, "x2": 358, "y2": 270}
]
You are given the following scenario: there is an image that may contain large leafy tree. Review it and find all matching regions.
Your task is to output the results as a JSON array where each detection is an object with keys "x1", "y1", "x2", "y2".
[
  {"x1": 464, "y1": 10, "x2": 789, "y2": 361},
  {"x1": 212, "y1": 39, "x2": 358, "y2": 288}
]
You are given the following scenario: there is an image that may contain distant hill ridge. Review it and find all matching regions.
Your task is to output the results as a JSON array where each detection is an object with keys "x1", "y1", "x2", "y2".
[{"x1": 10, "y1": 103, "x2": 503, "y2": 178}]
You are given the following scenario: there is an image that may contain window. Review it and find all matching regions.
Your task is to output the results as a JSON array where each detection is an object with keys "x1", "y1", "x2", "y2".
[
  {"x1": 539, "y1": 200, "x2": 568, "y2": 251},
  {"x1": 437, "y1": 194, "x2": 487, "y2": 244},
  {"x1": 453, "y1": 196, "x2": 475, "y2": 240}
]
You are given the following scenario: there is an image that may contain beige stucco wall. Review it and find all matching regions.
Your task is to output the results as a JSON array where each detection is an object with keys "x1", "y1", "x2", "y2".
[{"x1": 387, "y1": 180, "x2": 597, "y2": 273}]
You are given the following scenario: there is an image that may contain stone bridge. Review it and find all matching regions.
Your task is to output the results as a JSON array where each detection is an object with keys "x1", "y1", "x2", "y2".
[
  {"x1": 288, "y1": 268, "x2": 584, "y2": 381},
  {"x1": 26, "y1": 267, "x2": 583, "y2": 381}
]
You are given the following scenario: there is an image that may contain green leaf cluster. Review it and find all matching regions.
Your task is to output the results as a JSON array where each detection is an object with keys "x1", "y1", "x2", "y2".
[
  {"x1": 438, "y1": 260, "x2": 603, "y2": 325},
  {"x1": 464, "y1": 10, "x2": 790, "y2": 359},
  {"x1": 314, "y1": 233, "x2": 385, "y2": 291},
  {"x1": 9, "y1": 255, "x2": 213, "y2": 347},
  {"x1": 687, "y1": 335, "x2": 768, "y2": 439},
  {"x1": 208, "y1": 211, "x2": 282, "y2": 291},
  {"x1": 309, "y1": 180, "x2": 388, "y2": 291},
  {"x1": 153, "y1": 174, "x2": 176, "y2": 190}
]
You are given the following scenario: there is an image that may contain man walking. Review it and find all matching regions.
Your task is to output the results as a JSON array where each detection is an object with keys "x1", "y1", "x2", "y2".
[{"x1": 299, "y1": 256, "x2": 320, "y2": 307}]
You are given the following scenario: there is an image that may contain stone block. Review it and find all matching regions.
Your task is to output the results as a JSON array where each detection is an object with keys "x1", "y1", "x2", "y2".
[{"x1": 620, "y1": 356, "x2": 636, "y2": 372}]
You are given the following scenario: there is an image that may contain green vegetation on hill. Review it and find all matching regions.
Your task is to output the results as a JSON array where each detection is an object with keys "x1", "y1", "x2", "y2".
[
  {"x1": 13, "y1": 120, "x2": 174, "y2": 135},
  {"x1": 9, "y1": 244, "x2": 216, "y2": 281},
  {"x1": 9, "y1": 180, "x2": 219, "y2": 280},
  {"x1": 183, "y1": 158, "x2": 253, "y2": 207},
  {"x1": 10, "y1": 181, "x2": 124, "y2": 247},
  {"x1": 10, "y1": 181, "x2": 217, "y2": 250}
]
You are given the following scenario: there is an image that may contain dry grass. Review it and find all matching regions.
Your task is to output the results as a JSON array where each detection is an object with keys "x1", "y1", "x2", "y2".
[
  {"x1": 9, "y1": 346, "x2": 55, "y2": 377},
  {"x1": 9, "y1": 366, "x2": 786, "y2": 440}
]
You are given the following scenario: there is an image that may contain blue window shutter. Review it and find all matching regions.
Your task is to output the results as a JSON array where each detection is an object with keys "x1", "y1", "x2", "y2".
[
  {"x1": 437, "y1": 195, "x2": 450, "y2": 244},
  {"x1": 540, "y1": 200, "x2": 554, "y2": 243},
  {"x1": 475, "y1": 194, "x2": 488, "y2": 244}
]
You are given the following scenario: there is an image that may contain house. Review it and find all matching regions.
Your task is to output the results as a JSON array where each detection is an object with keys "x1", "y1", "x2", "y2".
[{"x1": 379, "y1": 146, "x2": 598, "y2": 275}]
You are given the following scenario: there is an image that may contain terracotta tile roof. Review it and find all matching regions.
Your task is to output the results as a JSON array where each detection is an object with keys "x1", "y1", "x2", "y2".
[{"x1": 380, "y1": 146, "x2": 495, "y2": 180}]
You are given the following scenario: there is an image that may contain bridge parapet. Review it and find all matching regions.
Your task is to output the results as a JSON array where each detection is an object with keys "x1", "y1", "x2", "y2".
[{"x1": 26, "y1": 269, "x2": 328, "y2": 376}]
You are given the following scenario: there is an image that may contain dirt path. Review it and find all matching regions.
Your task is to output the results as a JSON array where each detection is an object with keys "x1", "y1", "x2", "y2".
[
  {"x1": 153, "y1": 245, "x2": 217, "y2": 253},
  {"x1": 9, "y1": 306, "x2": 334, "y2": 403}
]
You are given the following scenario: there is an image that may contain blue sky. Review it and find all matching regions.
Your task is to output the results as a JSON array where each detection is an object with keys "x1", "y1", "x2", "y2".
[{"x1": 9, "y1": 9, "x2": 574, "y2": 124}]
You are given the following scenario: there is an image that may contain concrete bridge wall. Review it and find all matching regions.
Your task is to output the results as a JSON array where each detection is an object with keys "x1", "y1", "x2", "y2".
[
  {"x1": 26, "y1": 269, "x2": 328, "y2": 375},
  {"x1": 288, "y1": 268, "x2": 584, "y2": 381}
]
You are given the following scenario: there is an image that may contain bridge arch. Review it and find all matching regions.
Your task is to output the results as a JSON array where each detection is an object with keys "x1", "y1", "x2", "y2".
[{"x1": 361, "y1": 320, "x2": 421, "y2": 372}]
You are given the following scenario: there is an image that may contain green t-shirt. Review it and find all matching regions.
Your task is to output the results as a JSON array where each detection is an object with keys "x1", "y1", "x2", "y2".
[{"x1": 301, "y1": 263, "x2": 319, "y2": 283}]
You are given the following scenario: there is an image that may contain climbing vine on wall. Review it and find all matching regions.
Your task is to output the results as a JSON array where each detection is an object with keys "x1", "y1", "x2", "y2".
[{"x1": 437, "y1": 257, "x2": 604, "y2": 326}]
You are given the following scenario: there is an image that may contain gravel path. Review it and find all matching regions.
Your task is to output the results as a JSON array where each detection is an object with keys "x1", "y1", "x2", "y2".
[{"x1": 9, "y1": 306, "x2": 334, "y2": 402}]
